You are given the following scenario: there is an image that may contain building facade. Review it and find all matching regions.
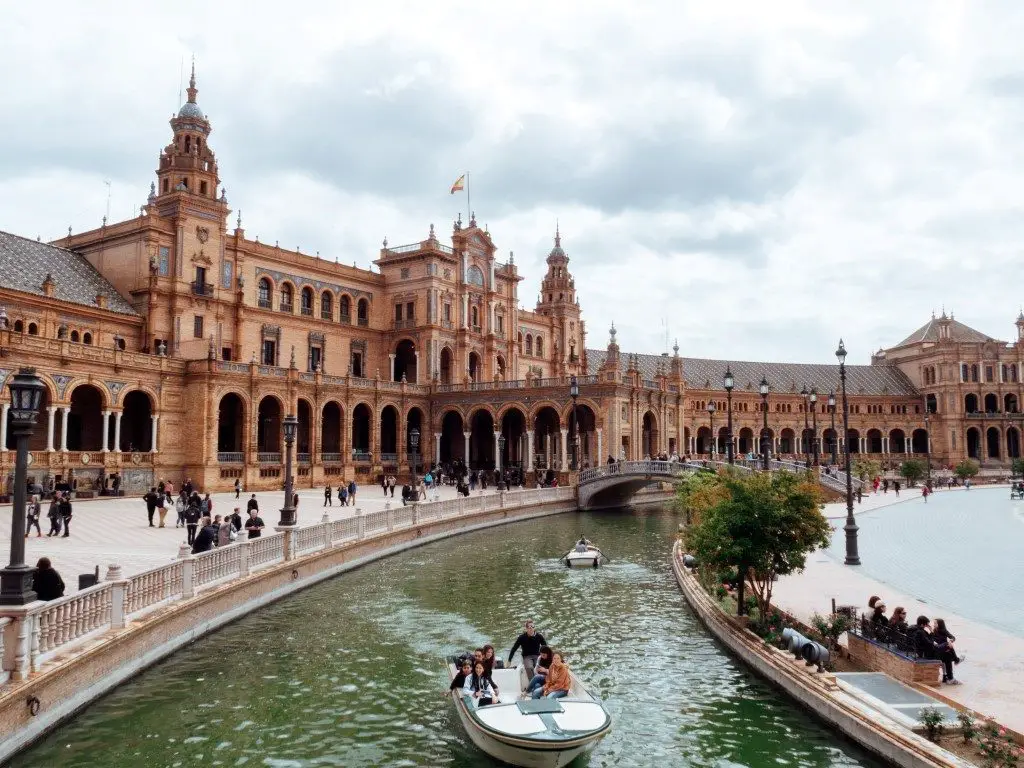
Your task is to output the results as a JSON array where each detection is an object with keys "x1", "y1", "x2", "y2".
[{"x1": 1, "y1": 68, "x2": 1021, "y2": 495}]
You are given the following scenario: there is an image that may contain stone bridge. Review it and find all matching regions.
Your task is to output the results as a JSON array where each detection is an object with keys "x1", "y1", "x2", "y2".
[{"x1": 577, "y1": 459, "x2": 863, "y2": 510}]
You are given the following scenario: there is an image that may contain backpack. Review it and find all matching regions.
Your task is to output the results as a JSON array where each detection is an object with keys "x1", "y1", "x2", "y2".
[{"x1": 200, "y1": 498, "x2": 210, "y2": 513}]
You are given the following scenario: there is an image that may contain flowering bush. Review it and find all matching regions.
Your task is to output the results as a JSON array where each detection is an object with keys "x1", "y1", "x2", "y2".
[{"x1": 977, "y1": 722, "x2": 1021, "y2": 767}]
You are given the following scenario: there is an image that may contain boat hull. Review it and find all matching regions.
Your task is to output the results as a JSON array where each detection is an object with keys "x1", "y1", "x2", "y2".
[
  {"x1": 453, "y1": 702, "x2": 596, "y2": 768},
  {"x1": 566, "y1": 551, "x2": 600, "y2": 568}
]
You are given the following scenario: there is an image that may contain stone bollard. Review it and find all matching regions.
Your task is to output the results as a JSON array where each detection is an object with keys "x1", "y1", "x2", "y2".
[
  {"x1": 321, "y1": 511, "x2": 331, "y2": 524},
  {"x1": 237, "y1": 538, "x2": 250, "y2": 577},
  {"x1": 180, "y1": 549, "x2": 196, "y2": 598},
  {"x1": 105, "y1": 564, "x2": 129, "y2": 629},
  {"x1": 177, "y1": 544, "x2": 192, "y2": 560}
]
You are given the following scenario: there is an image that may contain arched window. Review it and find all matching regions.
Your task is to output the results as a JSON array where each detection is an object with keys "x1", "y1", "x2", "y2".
[
  {"x1": 320, "y1": 292, "x2": 333, "y2": 320},
  {"x1": 27, "y1": 322, "x2": 38, "y2": 335},
  {"x1": 300, "y1": 287, "x2": 314, "y2": 316},
  {"x1": 471, "y1": 306, "x2": 479, "y2": 328},
  {"x1": 83, "y1": 332, "x2": 93, "y2": 345},
  {"x1": 340, "y1": 295, "x2": 351, "y2": 322},
  {"x1": 536, "y1": 336, "x2": 544, "y2": 357},
  {"x1": 468, "y1": 265, "x2": 484, "y2": 286},
  {"x1": 12, "y1": 320, "x2": 23, "y2": 333},
  {"x1": 70, "y1": 330, "x2": 80, "y2": 343},
  {"x1": 525, "y1": 334, "x2": 533, "y2": 355},
  {"x1": 280, "y1": 284, "x2": 293, "y2": 312},
  {"x1": 257, "y1": 278, "x2": 272, "y2": 308},
  {"x1": 357, "y1": 298, "x2": 369, "y2": 325}
]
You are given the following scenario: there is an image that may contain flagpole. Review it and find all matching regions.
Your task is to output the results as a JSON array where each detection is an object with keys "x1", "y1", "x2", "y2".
[{"x1": 465, "y1": 172, "x2": 471, "y2": 224}]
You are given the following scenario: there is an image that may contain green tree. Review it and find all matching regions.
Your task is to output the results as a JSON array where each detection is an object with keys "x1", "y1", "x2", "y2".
[
  {"x1": 674, "y1": 470, "x2": 727, "y2": 526},
  {"x1": 1012, "y1": 458, "x2": 1024, "y2": 478},
  {"x1": 899, "y1": 459, "x2": 926, "y2": 487},
  {"x1": 852, "y1": 457, "x2": 882, "y2": 482},
  {"x1": 687, "y1": 472, "x2": 831, "y2": 618},
  {"x1": 954, "y1": 459, "x2": 979, "y2": 480}
]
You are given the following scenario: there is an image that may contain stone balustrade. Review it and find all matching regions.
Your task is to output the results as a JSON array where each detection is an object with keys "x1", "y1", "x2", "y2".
[{"x1": 0, "y1": 486, "x2": 576, "y2": 682}]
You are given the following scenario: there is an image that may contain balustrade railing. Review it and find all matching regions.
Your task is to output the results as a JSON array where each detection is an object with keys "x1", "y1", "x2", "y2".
[
  {"x1": 321, "y1": 452, "x2": 342, "y2": 463},
  {"x1": 35, "y1": 583, "x2": 113, "y2": 658},
  {"x1": 126, "y1": 561, "x2": 183, "y2": 613},
  {"x1": 297, "y1": 453, "x2": 311, "y2": 464},
  {"x1": 194, "y1": 545, "x2": 242, "y2": 587},
  {"x1": 352, "y1": 450, "x2": 372, "y2": 462},
  {"x1": 381, "y1": 453, "x2": 399, "y2": 464},
  {"x1": 218, "y1": 452, "x2": 244, "y2": 463},
  {"x1": 293, "y1": 524, "x2": 325, "y2": 555},
  {"x1": 258, "y1": 452, "x2": 282, "y2": 463},
  {"x1": 250, "y1": 533, "x2": 285, "y2": 569}
]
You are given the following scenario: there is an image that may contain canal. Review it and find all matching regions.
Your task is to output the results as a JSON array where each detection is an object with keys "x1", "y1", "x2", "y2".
[{"x1": 13, "y1": 505, "x2": 881, "y2": 767}]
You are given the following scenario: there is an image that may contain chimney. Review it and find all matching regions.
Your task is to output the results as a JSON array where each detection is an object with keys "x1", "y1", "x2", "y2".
[
  {"x1": 41, "y1": 274, "x2": 55, "y2": 297},
  {"x1": 96, "y1": 293, "x2": 108, "y2": 309}
]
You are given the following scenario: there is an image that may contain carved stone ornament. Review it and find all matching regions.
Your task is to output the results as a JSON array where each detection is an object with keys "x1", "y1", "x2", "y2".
[
  {"x1": 196, "y1": 226, "x2": 210, "y2": 244},
  {"x1": 80, "y1": 453, "x2": 91, "y2": 465}
]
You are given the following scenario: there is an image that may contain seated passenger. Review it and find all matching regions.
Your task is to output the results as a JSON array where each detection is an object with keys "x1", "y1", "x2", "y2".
[
  {"x1": 530, "y1": 651, "x2": 570, "y2": 700},
  {"x1": 912, "y1": 615, "x2": 960, "y2": 685},
  {"x1": 448, "y1": 659, "x2": 473, "y2": 696},
  {"x1": 525, "y1": 646, "x2": 554, "y2": 694},
  {"x1": 482, "y1": 644, "x2": 500, "y2": 695},
  {"x1": 575, "y1": 536, "x2": 589, "y2": 553},
  {"x1": 464, "y1": 661, "x2": 497, "y2": 706}
]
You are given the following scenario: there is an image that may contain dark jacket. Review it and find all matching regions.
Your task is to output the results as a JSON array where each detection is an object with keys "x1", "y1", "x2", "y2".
[
  {"x1": 912, "y1": 626, "x2": 940, "y2": 659},
  {"x1": 508, "y1": 631, "x2": 547, "y2": 662},
  {"x1": 184, "y1": 506, "x2": 202, "y2": 526},
  {"x1": 33, "y1": 568, "x2": 66, "y2": 601},
  {"x1": 192, "y1": 524, "x2": 217, "y2": 554}
]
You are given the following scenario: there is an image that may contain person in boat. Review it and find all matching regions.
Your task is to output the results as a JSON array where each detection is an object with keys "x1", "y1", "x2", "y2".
[
  {"x1": 530, "y1": 651, "x2": 571, "y2": 700},
  {"x1": 525, "y1": 645, "x2": 554, "y2": 695},
  {"x1": 448, "y1": 658, "x2": 473, "y2": 696},
  {"x1": 508, "y1": 619, "x2": 548, "y2": 680},
  {"x1": 463, "y1": 660, "x2": 497, "y2": 706},
  {"x1": 482, "y1": 644, "x2": 501, "y2": 696},
  {"x1": 574, "y1": 536, "x2": 589, "y2": 553}
]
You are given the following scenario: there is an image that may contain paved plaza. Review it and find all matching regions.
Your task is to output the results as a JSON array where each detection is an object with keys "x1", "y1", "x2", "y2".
[
  {"x1": 774, "y1": 487, "x2": 1024, "y2": 734},
  {"x1": 0, "y1": 482, "x2": 504, "y2": 592}
]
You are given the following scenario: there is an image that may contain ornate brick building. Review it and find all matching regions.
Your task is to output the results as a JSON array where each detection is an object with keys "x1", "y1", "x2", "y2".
[{"x1": 1, "y1": 68, "x2": 1020, "y2": 494}]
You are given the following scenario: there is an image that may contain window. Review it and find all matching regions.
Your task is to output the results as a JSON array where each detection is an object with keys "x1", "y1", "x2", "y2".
[
  {"x1": 12, "y1": 320, "x2": 22, "y2": 333},
  {"x1": 468, "y1": 265, "x2": 484, "y2": 286},
  {"x1": 27, "y1": 322, "x2": 38, "y2": 335},
  {"x1": 496, "y1": 314, "x2": 504, "y2": 334},
  {"x1": 471, "y1": 306, "x2": 479, "y2": 328},
  {"x1": 400, "y1": 267, "x2": 410, "y2": 279},
  {"x1": 536, "y1": 336, "x2": 544, "y2": 357},
  {"x1": 262, "y1": 339, "x2": 277, "y2": 366},
  {"x1": 194, "y1": 266, "x2": 207, "y2": 294},
  {"x1": 444, "y1": 304, "x2": 452, "y2": 322},
  {"x1": 526, "y1": 335, "x2": 533, "y2": 355},
  {"x1": 193, "y1": 315, "x2": 204, "y2": 338},
  {"x1": 321, "y1": 292, "x2": 333, "y2": 320},
  {"x1": 159, "y1": 246, "x2": 170, "y2": 276},
  {"x1": 961, "y1": 363, "x2": 969, "y2": 382},
  {"x1": 340, "y1": 295, "x2": 351, "y2": 321},
  {"x1": 222, "y1": 347, "x2": 232, "y2": 361},
  {"x1": 300, "y1": 287, "x2": 314, "y2": 316},
  {"x1": 70, "y1": 330, "x2": 80, "y2": 343},
  {"x1": 280, "y1": 284, "x2": 293, "y2": 312},
  {"x1": 406, "y1": 301, "x2": 414, "y2": 320},
  {"x1": 258, "y1": 278, "x2": 272, "y2": 308},
  {"x1": 352, "y1": 351, "x2": 364, "y2": 377},
  {"x1": 83, "y1": 332, "x2": 93, "y2": 345},
  {"x1": 395, "y1": 303, "x2": 403, "y2": 321},
  {"x1": 309, "y1": 345, "x2": 322, "y2": 372},
  {"x1": 357, "y1": 298, "x2": 369, "y2": 326},
  {"x1": 200, "y1": 181, "x2": 208, "y2": 196},
  {"x1": 971, "y1": 364, "x2": 979, "y2": 382},
  {"x1": 986, "y1": 366, "x2": 994, "y2": 382},
  {"x1": 162, "y1": 179, "x2": 169, "y2": 194}
]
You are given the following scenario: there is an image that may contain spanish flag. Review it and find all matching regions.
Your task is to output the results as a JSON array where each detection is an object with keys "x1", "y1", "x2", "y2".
[{"x1": 450, "y1": 174, "x2": 466, "y2": 194}]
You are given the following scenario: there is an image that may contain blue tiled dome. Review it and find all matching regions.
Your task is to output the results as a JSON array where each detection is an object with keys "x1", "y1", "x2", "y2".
[{"x1": 178, "y1": 101, "x2": 205, "y2": 119}]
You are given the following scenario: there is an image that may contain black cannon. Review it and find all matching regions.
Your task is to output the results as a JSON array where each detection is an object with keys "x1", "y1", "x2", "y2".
[{"x1": 801, "y1": 640, "x2": 830, "y2": 671}]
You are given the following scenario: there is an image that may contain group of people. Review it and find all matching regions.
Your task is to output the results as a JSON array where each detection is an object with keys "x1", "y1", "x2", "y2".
[
  {"x1": 323, "y1": 481, "x2": 359, "y2": 506},
  {"x1": 23, "y1": 492, "x2": 73, "y2": 538},
  {"x1": 868, "y1": 595, "x2": 965, "y2": 684},
  {"x1": 449, "y1": 620, "x2": 572, "y2": 707}
]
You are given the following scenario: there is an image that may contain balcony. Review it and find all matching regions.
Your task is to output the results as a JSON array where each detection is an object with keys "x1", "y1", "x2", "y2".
[
  {"x1": 321, "y1": 452, "x2": 342, "y2": 463},
  {"x1": 321, "y1": 310, "x2": 333, "y2": 321},
  {"x1": 352, "y1": 450, "x2": 372, "y2": 463},
  {"x1": 472, "y1": 325, "x2": 481, "y2": 334},
  {"x1": 191, "y1": 281, "x2": 214, "y2": 297},
  {"x1": 357, "y1": 317, "x2": 368, "y2": 327},
  {"x1": 441, "y1": 320, "x2": 454, "y2": 330},
  {"x1": 394, "y1": 318, "x2": 416, "y2": 330},
  {"x1": 301, "y1": 306, "x2": 313, "y2": 317},
  {"x1": 381, "y1": 452, "x2": 398, "y2": 465},
  {"x1": 340, "y1": 313, "x2": 351, "y2": 324},
  {"x1": 217, "y1": 452, "x2": 243, "y2": 463},
  {"x1": 258, "y1": 298, "x2": 272, "y2": 309},
  {"x1": 297, "y1": 452, "x2": 311, "y2": 464},
  {"x1": 258, "y1": 452, "x2": 282, "y2": 463},
  {"x1": 280, "y1": 302, "x2": 293, "y2": 314}
]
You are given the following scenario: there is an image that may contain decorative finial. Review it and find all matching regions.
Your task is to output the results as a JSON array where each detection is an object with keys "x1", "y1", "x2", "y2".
[
  {"x1": 470, "y1": 211, "x2": 476, "y2": 226},
  {"x1": 251, "y1": 351, "x2": 257, "y2": 364},
  {"x1": 102, "y1": 215, "x2": 107, "y2": 227},
  {"x1": 236, "y1": 210, "x2": 242, "y2": 229},
  {"x1": 429, "y1": 223, "x2": 435, "y2": 239},
  {"x1": 67, "y1": 225, "x2": 72, "y2": 239},
  {"x1": 509, "y1": 250, "x2": 514, "y2": 264},
  {"x1": 186, "y1": 56, "x2": 198, "y2": 104},
  {"x1": 383, "y1": 236, "x2": 388, "y2": 249},
  {"x1": 555, "y1": 220, "x2": 561, "y2": 248},
  {"x1": 673, "y1": 338, "x2": 679, "y2": 356},
  {"x1": 148, "y1": 181, "x2": 156, "y2": 201},
  {"x1": 220, "y1": 187, "x2": 227, "y2": 203},
  {"x1": 609, "y1": 321, "x2": 617, "y2": 342},
  {"x1": 290, "y1": 345, "x2": 296, "y2": 368}
]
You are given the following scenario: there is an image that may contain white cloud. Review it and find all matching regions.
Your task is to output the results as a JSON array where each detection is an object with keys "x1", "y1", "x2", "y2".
[{"x1": 2, "y1": 1, "x2": 1024, "y2": 364}]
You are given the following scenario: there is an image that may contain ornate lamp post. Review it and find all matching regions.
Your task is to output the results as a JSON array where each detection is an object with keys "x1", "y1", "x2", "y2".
[
  {"x1": 1, "y1": 368, "x2": 45, "y2": 605},
  {"x1": 498, "y1": 434, "x2": 506, "y2": 489},
  {"x1": 828, "y1": 391, "x2": 838, "y2": 465},
  {"x1": 706, "y1": 401, "x2": 716, "y2": 458},
  {"x1": 569, "y1": 375, "x2": 580, "y2": 470},
  {"x1": 759, "y1": 376, "x2": 770, "y2": 471},
  {"x1": 801, "y1": 385, "x2": 811, "y2": 467},
  {"x1": 810, "y1": 389, "x2": 819, "y2": 466},
  {"x1": 409, "y1": 427, "x2": 420, "y2": 497},
  {"x1": 922, "y1": 408, "x2": 932, "y2": 490},
  {"x1": 278, "y1": 414, "x2": 298, "y2": 527},
  {"x1": 837, "y1": 340, "x2": 859, "y2": 566},
  {"x1": 724, "y1": 367, "x2": 735, "y2": 465}
]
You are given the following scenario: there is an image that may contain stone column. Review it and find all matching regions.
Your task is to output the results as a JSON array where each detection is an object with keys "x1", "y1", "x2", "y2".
[
  {"x1": 413, "y1": 351, "x2": 420, "y2": 383},
  {"x1": 544, "y1": 432, "x2": 551, "y2": 468},
  {"x1": 526, "y1": 430, "x2": 534, "y2": 469},
  {"x1": 113, "y1": 410, "x2": 123, "y2": 454},
  {"x1": 101, "y1": 409, "x2": 111, "y2": 452},
  {"x1": 0, "y1": 402, "x2": 8, "y2": 451},
  {"x1": 597, "y1": 428, "x2": 603, "y2": 464},
  {"x1": 494, "y1": 432, "x2": 502, "y2": 472},
  {"x1": 388, "y1": 353, "x2": 396, "y2": 381},
  {"x1": 882, "y1": 437, "x2": 888, "y2": 454},
  {"x1": 60, "y1": 407, "x2": 70, "y2": 452},
  {"x1": 434, "y1": 432, "x2": 442, "y2": 465},
  {"x1": 560, "y1": 428, "x2": 568, "y2": 471},
  {"x1": 463, "y1": 431, "x2": 471, "y2": 467},
  {"x1": 45, "y1": 406, "x2": 56, "y2": 452},
  {"x1": 151, "y1": 414, "x2": 159, "y2": 453}
]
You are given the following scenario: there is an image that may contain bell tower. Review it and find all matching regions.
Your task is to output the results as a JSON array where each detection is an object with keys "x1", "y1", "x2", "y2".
[
  {"x1": 153, "y1": 62, "x2": 223, "y2": 204},
  {"x1": 536, "y1": 225, "x2": 585, "y2": 374}
]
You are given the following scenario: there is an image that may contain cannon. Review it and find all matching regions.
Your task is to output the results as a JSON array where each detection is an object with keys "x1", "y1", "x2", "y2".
[
  {"x1": 781, "y1": 628, "x2": 811, "y2": 659},
  {"x1": 801, "y1": 640, "x2": 831, "y2": 672},
  {"x1": 682, "y1": 554, "x2": 697, "y2": 569}
]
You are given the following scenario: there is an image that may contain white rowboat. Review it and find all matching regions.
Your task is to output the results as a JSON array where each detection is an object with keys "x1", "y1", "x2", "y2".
[
  {"x1": 564, "y1": 545, "x2": 604, "y2": 568},
  {"x1": 448, "y1": 662, "x2": 611, "y2": 767}
]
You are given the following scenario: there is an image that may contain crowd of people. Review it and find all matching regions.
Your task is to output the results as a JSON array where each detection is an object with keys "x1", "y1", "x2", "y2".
[{"x1": 867, "y1": 595, "x2": 965, "y2": 684}]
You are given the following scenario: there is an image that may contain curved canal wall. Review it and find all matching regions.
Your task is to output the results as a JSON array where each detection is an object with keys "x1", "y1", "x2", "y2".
[
  {"x1": 0, "y1": 487, "x2": 577, "y2": 763},
  {"x1": 670, "y1": 542, "x2": 973, "y2": 768}
]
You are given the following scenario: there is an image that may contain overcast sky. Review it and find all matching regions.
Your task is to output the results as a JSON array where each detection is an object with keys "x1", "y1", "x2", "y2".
[{"x1": 2, "y1": 1, "x2": 1023, "y2": 364}]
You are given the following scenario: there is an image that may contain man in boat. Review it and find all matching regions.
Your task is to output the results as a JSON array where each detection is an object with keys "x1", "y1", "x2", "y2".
[
  {"x1": 446, "y1": 658, "x2": 473, "y2": 696},
  {"x1": 574, "y1": 535, "x2": 592, "y2": 553},
  {"x1": 508, "y1": 619, "x2": 547, "y2": 680}
]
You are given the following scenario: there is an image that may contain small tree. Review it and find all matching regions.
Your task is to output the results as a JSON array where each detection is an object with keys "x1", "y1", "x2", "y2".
[
  {"x1": 900, "y1": 459, "x2": 926, "y2": 488},
  {"x1": 675, "y1": 470, "x2": 727, "y2": 527},
  {"x1": 1012, "y1": 458, "x2": 1024, "y2": 479},
  {"x1": 955, "y1": 459, "x2": 980, "y2": 480},
  {"x1": 852, "y1": 457, "x2": 882, "y2": 482},
  {"x1": 687, "y1": 472, "x2": 831, "y2": 618}
]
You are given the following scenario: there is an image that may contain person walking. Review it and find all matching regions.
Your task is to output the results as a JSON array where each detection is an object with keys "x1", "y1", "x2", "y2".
[
  {"x1": 175, "y1": 491, "x2": 187, "y2": 528},
  {"x1": 324, "y1": 485, "x2": 333, "y2": 507},
  {"x1": 246, "y1": 493, "x2": 259, "y2": 516},
  {"x1": 234, "y1": 478, "x2": 241, "y2": 499},
  {"x1": 46, "y1": 495, "x2": 62, "y2": 536},
  {"x1": 59, "y1": 492, "x2": 73, "y2": 537},
  {"x1": 156, "y1": 490, "x2": 168, "y2": 528},
  {"x1": 184, "y1": 499, "x2": 202, "y2": 546},
  {"x1": 144, "y1": 487, "x2": 159, "y2": 527},
  {"x1": 217, "y1": 514, "x2": 234, "y2": 547},
  {"x1": 32, "y1": 557, "x2": 65, "y2": 601},
  {"x1": 245, "y1": 509, "x2": 265, "y2": 539},
  {"x1": 228, "y1": 507, "x2": 243, "y2": 534},
  {"x1": 348, "y1": 479, "x2": 357, "y2": 506},
  {"x1": 339, "y1": 483, "x2": 348, "y2": 506},
  {"x1": 25, "y1": 494, "x2": 42, "y2": 537}
]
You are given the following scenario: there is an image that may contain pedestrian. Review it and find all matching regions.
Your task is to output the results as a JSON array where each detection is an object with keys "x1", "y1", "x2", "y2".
[
  {"x1": 46, "y1": 496, "x2": 62, "y2": 536},
  {"x1": 184, "y1": 499, "x2": 202, "y2": 545},
  {"x1": 175, "y1": 491, "x2": 187, "y2": 528},
  {"x1": 856, "y1": 487, "x2": 863, "y2": 504},
  {"x1": 144, "y1": 487, "x2": 159, "y2": 527},
  {"x1": 389, "y1": 475, "x2": 396, "y2": 497},
  {"x1": 234, "y1": 478, "x2": 241, "y2": 499},
  {"x1": 228, "y1": 507, "x2": 243, "y2": 533},
  {"x1": 156, "y1": 491, "x2": 168, "y2": 528},
  {"x1": 348, "y1": 479, "x2": 357, "y2": 506},
  {"x1": 245, "y1": 508, "x2": 265, "y2": 539},
  {"x1": 192, "y1": 516, "x2": 217, "y2": 554},
  {"x1": 324, "y1": 485, "x2": 333, "y2": 507},
  {"x1": 32, "y1": 557, "x2": 65, "y2": 601},
  {"x1": 219, "y1": 513, "x2": 237, "y2": 545},
  {"x1": 894, "y1": 480, "x2": 901, "y2": 496},
  {"x1": 202, "y1": 492, "x2": 213, "y2": 515},
  {"x1": 922, "y1": 485, "x2": 930, "y2": 503},
  {"x1": 246, "y1": 493, "x2": 259, "y2": 515},
  {"x1": 381, "y1": 475, "x2": 388, "y2": 496},
  {"x1": 339, "y1": 484, "x2": 349, "y2": 506},
  {"x1": 111, "y1": 473, "x2": 121, "y2": 496},
  {"x1": 59, "y1": 492, "x2": 73, "y2": 537},
  {"x1": 25, "y1": 494, "x2": 42, "y2": 537}
]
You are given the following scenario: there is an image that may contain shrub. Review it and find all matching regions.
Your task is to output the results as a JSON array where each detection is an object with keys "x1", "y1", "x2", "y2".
[
  {"x1": 977, "y1": 722, "x2": 1021, "y2": 767},
  {"x1": 957, "y1": 710, "x2": 976, "y2": 744},
  {"x1": 810, "y1": 611, "x2": 852, "y2": 651},
  {"x1": 918, "y1": 707, "x2": 945, "y2": 742}
]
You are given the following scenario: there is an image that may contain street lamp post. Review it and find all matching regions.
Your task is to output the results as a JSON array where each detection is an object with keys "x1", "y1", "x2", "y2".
[
  {"x1": 724, "y1": 367, "x2": 735, "y2": 465},
  {"x1": 828, "y1": 391, "x2": 838, "y2": 466},
  {"x1": 706, "y1": 401, "x2": 716, "y2": 459},
  {"x1": 1, "y1": 368, "x2": 45, "y2": 605},
  {"x1": 278, "y1": 414, "x2": 298, "y2": 527},
  {"x1": 759, "y1": 377, "x2": 770, "y2": 471},
  {"x1": 810, "y1": 389, "x2": 819, "y2": 466},
  {"x1": 837, "y1": 340, "x2": 860, "y2": 566},
  {"x1": 923, "y1": 408, "x2": 932, "y2": 490},
  {"x1": 801, "y1": 386, "x2": 811, "y2": 468},
  {"x1": 409, "y1": 427, "x2": 420, "y2": 498},
  {"x1": 569, "y1": 375, "x2": 580, "y2": 470}
]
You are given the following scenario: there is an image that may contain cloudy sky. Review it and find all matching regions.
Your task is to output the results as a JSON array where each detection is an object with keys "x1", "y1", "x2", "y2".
[{"x1": 2, "y1": 1, "x2": 1023, "y2": 364}]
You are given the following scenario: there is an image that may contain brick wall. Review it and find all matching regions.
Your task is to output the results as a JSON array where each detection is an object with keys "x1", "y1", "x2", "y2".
[{"x1": 848, "y1": 634, "x2": 942, "y2": 686}]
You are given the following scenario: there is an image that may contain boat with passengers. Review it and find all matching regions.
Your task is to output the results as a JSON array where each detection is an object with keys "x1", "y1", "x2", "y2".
[{"x1": 446, "y1": 653, "x2": 611, "y2": 767}]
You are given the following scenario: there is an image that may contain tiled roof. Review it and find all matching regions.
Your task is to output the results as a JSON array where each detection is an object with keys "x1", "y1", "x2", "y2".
[
  {"x1": 893, "y1": 315, "x2": 997, "y2": 347},
  {"x1": 587, "y1": 349, "x2": 920, "y2": 397},
  {"x1": 0, "y1": 231, "x2": 137, "y2": 316}
]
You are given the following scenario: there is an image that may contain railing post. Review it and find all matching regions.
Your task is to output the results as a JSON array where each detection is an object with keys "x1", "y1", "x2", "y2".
[
  {"x1": 356, "y1": 508, "x2": 365, "y2": 539},
  {"x1": 321, "y1": 513, "x2": 332, "y2": 550},
  {"x1": 280, "y1": 528, "x2": 295, "y2": 561},
  {"x1": 105, "y1": 564, "x2": 129, "y2": 630},
  {"x1": 237, "y1": 538, "x2": 250, "y2": 577},
  {"x1": 1, "y1": 607, "x2": 38, "y2": 681},
  {"x1": 411, "y1": 502, "x2": 419, "y2": 525},
  {"x1": 385, "y1": 502, "x2": 394, "y2": 532},
  {"x1": 178, "y1": 544, "x2": 195, "y2": 598},
  {"x1": 499, "y1": 490, "x2": 506, "y2": 508}
]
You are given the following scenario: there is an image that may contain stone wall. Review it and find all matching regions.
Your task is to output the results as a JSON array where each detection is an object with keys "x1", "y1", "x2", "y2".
[{"x1": 848, "y1": 634, "x2": 943, "y2": 686}]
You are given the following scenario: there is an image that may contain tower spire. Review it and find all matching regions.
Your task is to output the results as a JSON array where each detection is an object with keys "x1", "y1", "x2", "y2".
[
  {"x1": 186, "y1": 56, "x2": 198, "y2": 104},
  {"x1": 555, "y1": 219, "x2": 561, "y2": 248}
]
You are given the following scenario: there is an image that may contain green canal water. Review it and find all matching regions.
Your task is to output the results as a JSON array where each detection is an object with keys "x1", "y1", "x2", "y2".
[{"x1": 13, "y1": 505, "x2": 881, "y2": 767}]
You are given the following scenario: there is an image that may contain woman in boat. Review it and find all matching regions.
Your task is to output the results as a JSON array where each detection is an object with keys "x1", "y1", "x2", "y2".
[
  {"x1": 448, "y1": 658, "x2": 473, "y2": 696},
  {"x1": 525, "y1": 645, "x2": 554, "y2": 695},
  {"x1": 463, "y1": 660, "x2": 497, "y2": 706},
  {"x1": 482, "y1": 645, "x2": 501, "y2": 696},
  {"x1": 531, "y1": 651, "x2": 571, "y2": 700}
]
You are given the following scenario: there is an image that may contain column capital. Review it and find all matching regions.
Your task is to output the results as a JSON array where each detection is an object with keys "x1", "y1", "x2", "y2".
[
  {"x1": 62, "y1": 405, "x2": 71, "y2": 413},
  {"x1": 463, "y1": 431, "x2": 472, "y2": 438}
]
